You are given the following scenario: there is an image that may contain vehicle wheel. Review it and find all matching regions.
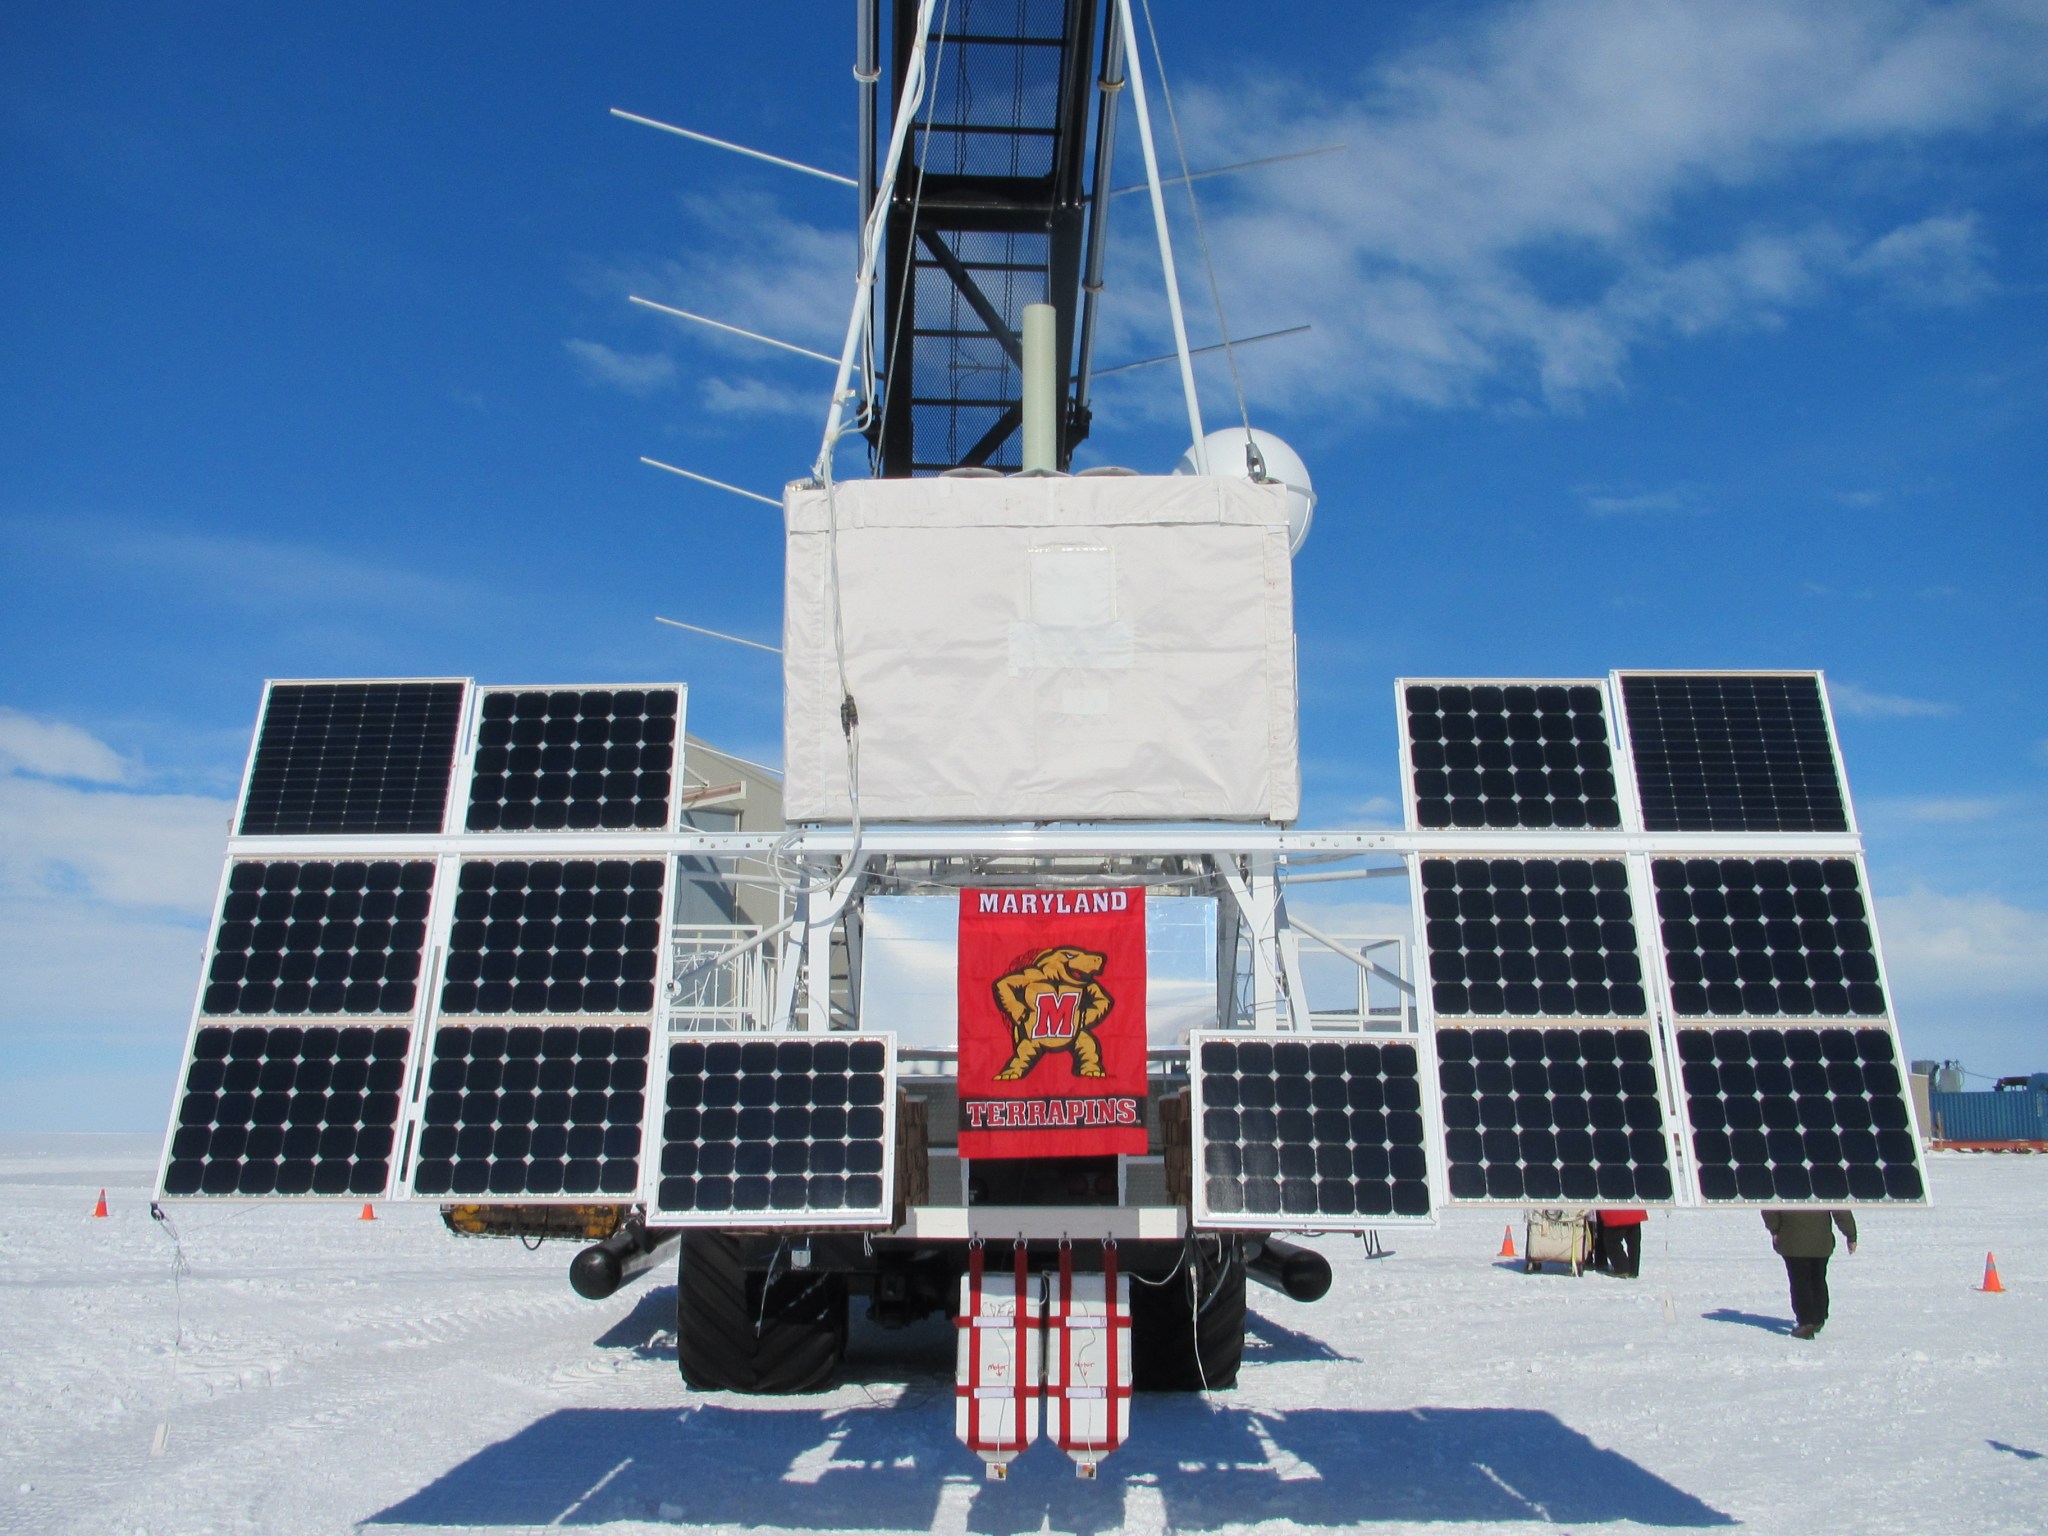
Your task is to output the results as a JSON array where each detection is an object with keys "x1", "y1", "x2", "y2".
[
  {"x1": 1525, "y1": 1260, "x2": 1540, "y2": 1274},
  {"x1": 674, "y1": 1231, "x2": 848, "y2": 1393},
  {"x1": 1130, "y1": 1239, "x2": 1246, "y2": 1391}
]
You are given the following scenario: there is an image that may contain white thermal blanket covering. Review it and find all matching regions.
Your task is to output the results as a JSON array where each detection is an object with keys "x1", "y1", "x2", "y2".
[{"x1": 783, "y1": 474, "x2": 1299, "y2": 822}]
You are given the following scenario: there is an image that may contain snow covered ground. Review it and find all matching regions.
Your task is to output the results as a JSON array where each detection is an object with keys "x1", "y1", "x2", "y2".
[{"x1": 1, "y1": 1136, "x2": 2041, "y2": 1536}]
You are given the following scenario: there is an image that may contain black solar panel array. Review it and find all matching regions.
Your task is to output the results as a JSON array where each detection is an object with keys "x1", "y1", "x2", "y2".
[
  {"x1": 164, "y1": 1024, "x2": 410, "y2": 1196},
  {"x1": 203, "y1": 860, "x2": 434, "y2": 1017},
  {"x1": 1653, "y1": 857, "x2": 1886, "y2": 1018},
  {"x1": 1194, "y1": 1036, "x2": 1431, "y2": 1224},
  {"x1": 465, "y1": 687, "x2": 680, "y2": 832},
  {"x1": 1421, "y1": 857, "x2": 1647, "y2": 1018},
  {"x1": 412, "y1": 1024, "x2": 650, "y2": 1197},
  {"x1": 1677, "y1": 1027, "x2": 1921, "y2": 1202},
  {"x1": 1403, "y1": 682, "x2": 1620, "y2": 831},
  {"x1": 1437, "y1": 1027, "x2": 1673, "y2": 1202},
  {"x1": 654, "y1": 1037, "x2": 893, "y2": 1222},
  {"x1": 1619, "y1": 673, "x2": 1848, "y2": 833},
  {"x1": 165, "y1": 677, "x2": 693, "y2": 1206},
  {"x1": 240, "y1": 681, "x2": 465, "y2": 835},
  {"x1": 440, "y1": 858, "x2": 667, "y2": 1016}
]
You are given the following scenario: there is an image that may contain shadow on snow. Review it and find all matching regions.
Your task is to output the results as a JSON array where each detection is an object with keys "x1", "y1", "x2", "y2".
[
  {"x1": 369, "y1": 1395, "x2": 1732, "y2": 1530},
  {"x1": 1699, "y1": 1308, "x2": 1793, "y2": 1335}
]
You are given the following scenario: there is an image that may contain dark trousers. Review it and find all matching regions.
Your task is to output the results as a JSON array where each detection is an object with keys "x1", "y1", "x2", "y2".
[
  {"x1": 1604, "y1": 1224, "x2": 1642, "y2": 1279},
  {"x1": 1784, "y1": 1255, "x2": 1831, "y2": 1327}
]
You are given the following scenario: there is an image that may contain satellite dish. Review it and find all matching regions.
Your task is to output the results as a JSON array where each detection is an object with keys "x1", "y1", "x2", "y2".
[{"x1": 1174, "y1": 427, "x2": 1316, "y2": 554}]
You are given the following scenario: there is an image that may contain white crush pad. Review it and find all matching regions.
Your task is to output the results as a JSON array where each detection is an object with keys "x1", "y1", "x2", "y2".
[
  {"x1": 1044, "y1": 1254, "x2": 1131, "y2": 1477},
  {"x1": 955, "y1": 1253, "x2": 1041, "y2": 1478},
  {"x1": 783, "y1": 474, "x2": 1299, "y2": 822}
]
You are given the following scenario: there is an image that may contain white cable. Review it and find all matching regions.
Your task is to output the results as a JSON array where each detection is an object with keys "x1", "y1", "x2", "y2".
[
  {"x1": 1112, "y1": 0, "x2": 1206, "y2": 470},
  {"x1": 1137, "y1": 0, "x2": 1256, "y2": 459}
]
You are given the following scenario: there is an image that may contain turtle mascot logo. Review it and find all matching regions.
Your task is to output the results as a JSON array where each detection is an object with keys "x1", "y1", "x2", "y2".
[{"x1": 992, "y1": 945, "x2": 1113, "y2": 1080}]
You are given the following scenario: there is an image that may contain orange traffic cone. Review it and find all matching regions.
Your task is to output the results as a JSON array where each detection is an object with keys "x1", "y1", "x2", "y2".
[
  {"x1": 1499, "y1": 1224, "x2": 1517, "y2": 1259},
  {"x1": 1980, "y1": 1253, "x2": 2004, "y2": 1293},
  {"x1": 92, "y1": 1189, "x2": 108, "y2": 1219},
  {"x1": 359, "y1": 1203, "x2": 377, "y2": 1221}
]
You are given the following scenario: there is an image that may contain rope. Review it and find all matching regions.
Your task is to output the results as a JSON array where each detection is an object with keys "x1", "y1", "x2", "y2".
[
  {"x1": 1136, "y1": 0, "x2": 1259, "y2": 469},
  {"x1": 149, "y1": 1201, "x2": 191, "y2": 1456}
]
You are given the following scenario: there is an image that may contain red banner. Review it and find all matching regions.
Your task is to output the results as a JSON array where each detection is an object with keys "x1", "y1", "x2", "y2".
[{"x1": 957, "y1": 888, "x2": 1148, "y2": 1159}]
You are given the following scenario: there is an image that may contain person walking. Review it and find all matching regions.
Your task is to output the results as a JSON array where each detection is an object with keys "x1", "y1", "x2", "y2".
[
  {"x1": 1762, "y1": 1208, "x2": 1857, "y2": 1339},
  {"x1": 1596, "y1": 1208, "x2": 1647, "y2": 1278}
]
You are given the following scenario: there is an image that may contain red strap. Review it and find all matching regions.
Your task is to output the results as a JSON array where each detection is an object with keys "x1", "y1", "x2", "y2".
[
  {"x1": 1103, "y1": 1240, "x2": 1124, "y2": 1451},
  {"x1": 959, "y1": 1243, "x2": 985, "y2": 1449},
  {"x1": 1057, "y1": 1243, "x2": 1075, "y2": 1449},
  {"x1": 1013, "y1": 1242, "x2": 1031, "y2": 1444}
]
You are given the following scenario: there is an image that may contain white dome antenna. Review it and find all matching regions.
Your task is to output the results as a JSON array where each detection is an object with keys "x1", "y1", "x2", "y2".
[{"x1": 1174, "y1": 427, "x2": 1317, "y2": 554}]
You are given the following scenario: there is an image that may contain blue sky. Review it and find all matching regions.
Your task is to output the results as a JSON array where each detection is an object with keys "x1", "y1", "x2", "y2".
[{"x1": 3, "y1": 1, "x2": 2044, "y2": 1130}]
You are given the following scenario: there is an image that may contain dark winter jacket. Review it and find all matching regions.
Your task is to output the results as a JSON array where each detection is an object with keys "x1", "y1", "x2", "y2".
[{"x1": 1762, "y1": 1209, "x2": 1857, "y2": 1258}]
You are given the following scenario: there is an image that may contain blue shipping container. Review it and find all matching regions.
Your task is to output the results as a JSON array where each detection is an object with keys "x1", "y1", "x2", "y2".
[{"x1": 1927, "y1": 1089, "x2": 2048, "y2": 1142}]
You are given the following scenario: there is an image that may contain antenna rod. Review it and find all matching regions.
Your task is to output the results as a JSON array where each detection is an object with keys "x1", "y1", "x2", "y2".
[
  {"x1": 640, "y1": 457, "x2": 780, "y2": 507},
  {"x1": 655, "y1": 615, "x2": 783, "y2": 655},
  {"x1": 1110, "y1": 145, "x2": 1344, "y2": 197},
  {"x1": 629, "y1": 296, "x2": 841, "y2": 366},
  {"x1": 1095, "y1": 324, "x2": 1309, "y2": 377},
  {"x1": 1112, "y1": 0, "x2": 1206, "y2": 471},
  {"x1": 610, "y1": 109, "x2": 857, "y2": 187}
]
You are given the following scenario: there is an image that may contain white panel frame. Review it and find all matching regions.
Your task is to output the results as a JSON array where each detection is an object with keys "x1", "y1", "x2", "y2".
[
  {"x1": 393, "y1": 845, "x2": 682, "y2": 1204},
  {"x1": 1608, "y1": 669, "x2": 1859, "y2": 839},
  {"x1": 452, "y1": 681, "x2": 689, "y2": 838},
  {"x1": 1640, "y1": 848, "x2": 1927, "y2": 1209},
  {"x1": 1187, "y1": 1027, "x2": 1439, "y2": 1233},
  {"x1": 644, "y1": 1032, "x2": 899, "y2": 1228},
  {"x1": 233, "y1": 676, "x2": 473, "y2": 839},
  {"x1": 1394, "y1": 676, "x2": 1622, "y2": 837},
  {"x1": 155, "y1": 849, "x2": 445, "y2": 1203}
]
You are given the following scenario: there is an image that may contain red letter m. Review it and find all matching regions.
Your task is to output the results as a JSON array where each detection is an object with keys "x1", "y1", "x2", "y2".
[{"x1": 1031, "y1": 991, "x2": 1080, "y2": 1040}]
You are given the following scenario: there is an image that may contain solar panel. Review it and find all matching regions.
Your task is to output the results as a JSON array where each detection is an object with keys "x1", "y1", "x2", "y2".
[
  {"x1": 1437, "y1": 1026, "x2": 1674, "y2": 1202},
  {"x1": 653, "y1": 1036, "x2": 895, "y2": 1223},
  {"x1": 202, "y1": 860, "x2": 434, "y2": 1016},
  {"x1": 1619, "y1": 673, "x2": 1848, "y2": 833},
  {"x1": 440, "y1": 858, "x2": 667, "y2": 1015},
  {"x1": 1192, "y1": 1034, "x2": 1431, "y2": 1227},
  {"x1": 1420, "y1": 857, "x2": 1646, "y2": 1018},
  {"x1": 239, "y1": 681, "x2": 465, "y2": 836},
  {"x1": 1677, "y1": 1026, "x2": 1923, "y2": 1202},
  {"x1": 411, "y1": 1023, "x2": 650, "y2": 1197},
  {"x1": 1653, "y1": 857, "x2": 1886, "y2": 1018},
  {"x1": 465, "y1": 686, "x2": 681, "y2": 832},
  {"x1": 162, "y1": 1024, "x2": 410, "y2": 1196},
  {"x1": 1402, "y1": 682, "x2": 1620, "y2": 831}
]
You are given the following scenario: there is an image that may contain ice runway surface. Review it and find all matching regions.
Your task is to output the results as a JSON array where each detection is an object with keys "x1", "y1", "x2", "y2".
[{"x1": 1, "y1": 1137, "x2": 2041, "y2": 1536}]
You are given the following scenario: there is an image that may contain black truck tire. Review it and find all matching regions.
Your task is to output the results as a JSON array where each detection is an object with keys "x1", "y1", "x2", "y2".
[
  {"x1": 1130, "y1": 1239, "x2": 1246, "y2": 1390},
  {"x1": 674, "y1": 1231, "x2": 848, "y2": 1393}
]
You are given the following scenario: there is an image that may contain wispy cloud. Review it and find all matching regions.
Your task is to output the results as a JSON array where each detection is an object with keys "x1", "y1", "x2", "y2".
[
  {"x1": 1576, "y1": 483, "x2": 1701, "y2": 517},
  {"x1": 0, "y1": 716, "x2": 231, "y2": 1067},
  {"x1": 1159, "y1": 0, "x2": 2047, "y2": 413},
  {"x1": 564, "y1": 338, "x2": 677, "y2": 395},
  {"x1": 0, "y1": 708, "x2": 134, "y2": 784},
  {"x1": 1829, "y1": 680, "x2": 1957, "y2": 718},
  {"x1": 1847, "y1": 212, "x2": 1994, "y2": 305},
  {"x1": 699, "y1": 376, "x2": 824, "y2": 420},
  {"x1": 1879, "y1": 887, "x2": 2048, "y2": 1002},
  {"x1": 1868, "y1": 794, "x2": 2009, "y2": 824}
]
